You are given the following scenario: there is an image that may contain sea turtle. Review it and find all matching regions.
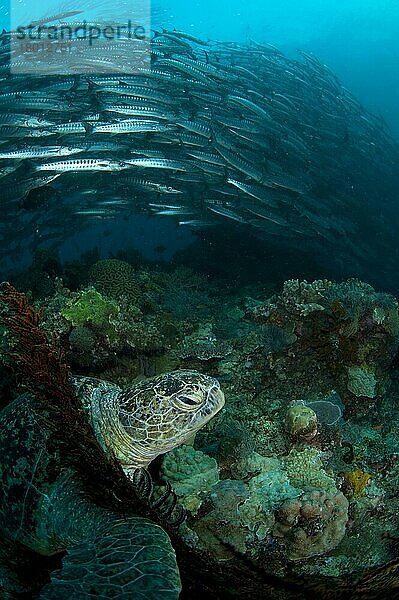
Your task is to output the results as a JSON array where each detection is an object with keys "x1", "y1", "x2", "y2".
[{"x1": 0, "y1": 370, "x2": 225, "y2": 599}]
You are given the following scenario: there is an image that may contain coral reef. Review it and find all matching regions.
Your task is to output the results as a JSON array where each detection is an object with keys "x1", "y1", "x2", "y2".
[
  {"x1": 260, "y1": 324, "x2": 297, "y2": 355},
  {"x1": 38, "y1": 279, "x2": 168, "y2": 373},
  {"x1": 283, "y1": 448, "x2": 337, "y2": 492},
  {"x1": 177, "y1": 323, "x2": 232, "y2": 364},
  {"x1": 154, "y1": 267, "x2": 214, "y2": 321},
  {"x1": 68, "y1": 325, "x2": 97, "y2": 354},
  {"x1": 193, "y1": 445, "x2": 350, "y2": 567},
  {"x1": 237, "y1": 461, "x2": 301, "y2": 538},
  {"x1": 305, "y1": 393, "x2": 343, "y2": 425},
  {"x1": 342, "y1": 469, "x2": 372, "y2": 498},
  {"x1": 0, "y1": 282, "x2": 72, "y2": 403},
  {"x1": 161, "y1": 287, "x2": 211, "y2": 321},
  {"x1": 346, "y1": 365, "x2": 377, "y2": 398},
  {"x1": 195, "y1": 479, "x2": 250, "y2": 556},
  {"x1": 247, "y1": 278, "x2": 399, "y2": 415},
  {"x1": 89, "y1": 259, "x2": 141, "y2": 303},
  {"x1": 6, "y1": 262, "x2": 399, "y2": 586}
]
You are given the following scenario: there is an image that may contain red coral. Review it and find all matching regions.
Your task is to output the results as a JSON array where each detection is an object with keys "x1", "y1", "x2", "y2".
[{"x1": 0, "y1": 282, "x2": 75, "y2": 408}]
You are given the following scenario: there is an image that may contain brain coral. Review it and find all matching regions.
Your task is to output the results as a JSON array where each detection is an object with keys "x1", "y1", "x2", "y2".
[
  {"x1": 89, "y1": 259, "x2": 140, "y2": 303},
  {"x1": 273, "y1": 489, "x2": 349, "y2": 560}
]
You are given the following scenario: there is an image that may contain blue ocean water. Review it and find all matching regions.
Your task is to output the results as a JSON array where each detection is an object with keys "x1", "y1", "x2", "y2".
[{"x1": 156, "y1": 0, "x2": 399, "y2": 139}]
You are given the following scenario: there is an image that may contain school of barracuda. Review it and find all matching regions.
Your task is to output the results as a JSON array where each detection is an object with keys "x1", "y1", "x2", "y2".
[{"x1": 0, "y1": 22, "x2": 398, "y2": 264}]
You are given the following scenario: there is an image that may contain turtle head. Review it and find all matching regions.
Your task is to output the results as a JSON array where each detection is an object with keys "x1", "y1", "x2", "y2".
[{"x1": 116, "y1": 370, "x2": 225, "y2": 469}]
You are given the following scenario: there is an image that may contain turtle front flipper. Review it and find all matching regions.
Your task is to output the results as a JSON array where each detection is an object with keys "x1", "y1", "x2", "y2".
[{"x1": 39, "y1": 515, "x2": 181, "y2": 600}]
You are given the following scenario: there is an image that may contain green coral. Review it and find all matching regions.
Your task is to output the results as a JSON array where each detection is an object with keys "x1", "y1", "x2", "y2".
[
  {"x1": 61, "y1": 288, "x2": 118, "y2": 331},
  {"x1": 283, "y1": 447, "x2": 337, "y2": 492},
  {"x1": 161, "y1": 445, "x2": 219, "y2": 513}
]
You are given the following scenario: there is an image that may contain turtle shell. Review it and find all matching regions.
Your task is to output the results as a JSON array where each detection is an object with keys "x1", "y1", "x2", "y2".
[
  {"x1": 0, "y1": 376, "x2": 121, "y2": 555},
  {"x1": 0, "y1": 393, "x2": 62, "y2": 554}
]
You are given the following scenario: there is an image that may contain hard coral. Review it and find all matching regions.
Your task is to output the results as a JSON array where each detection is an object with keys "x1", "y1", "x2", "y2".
[
  {"x1": 238, "y1": 463, "x2": 300, "y2": 535},
  {"x1": 248, "y1": 278, "x2": 399, "y2": 414},
  {"x1": 273, "y1": 489, "x2": 349, "y2": 560},
  {"x1": 89, "y1": 259, "x2": 140, "y2": 303},
  {"x1": 285, "y1": 404, "x2": 318, "y2": 441},
  {"x1": 69, "y1": 325, "x2": 96, "y2": 353},
  {"x1": 195, "y1": 479, "x2": 250, "y2": 556},
  {"x1": 178, "y1": 323, "x2": 231, "y2": 362},
  {"x1": 347, "y1": 365, "x2": 377, "y2": 398},
  {"x1": 0, "y1": 283, "x2": 165, "y2": 520},
  {"x1": 283, "y1": 447, "x2": 337, "y2": 492},
  {"x1": 161, "y1": 445, "x2": 219, "y2": 513}
]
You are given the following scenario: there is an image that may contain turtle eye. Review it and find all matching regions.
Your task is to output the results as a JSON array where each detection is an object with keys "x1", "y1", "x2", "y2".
[{"x1": 179, "y1": 395, "x2": 200, "y2": 406}]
